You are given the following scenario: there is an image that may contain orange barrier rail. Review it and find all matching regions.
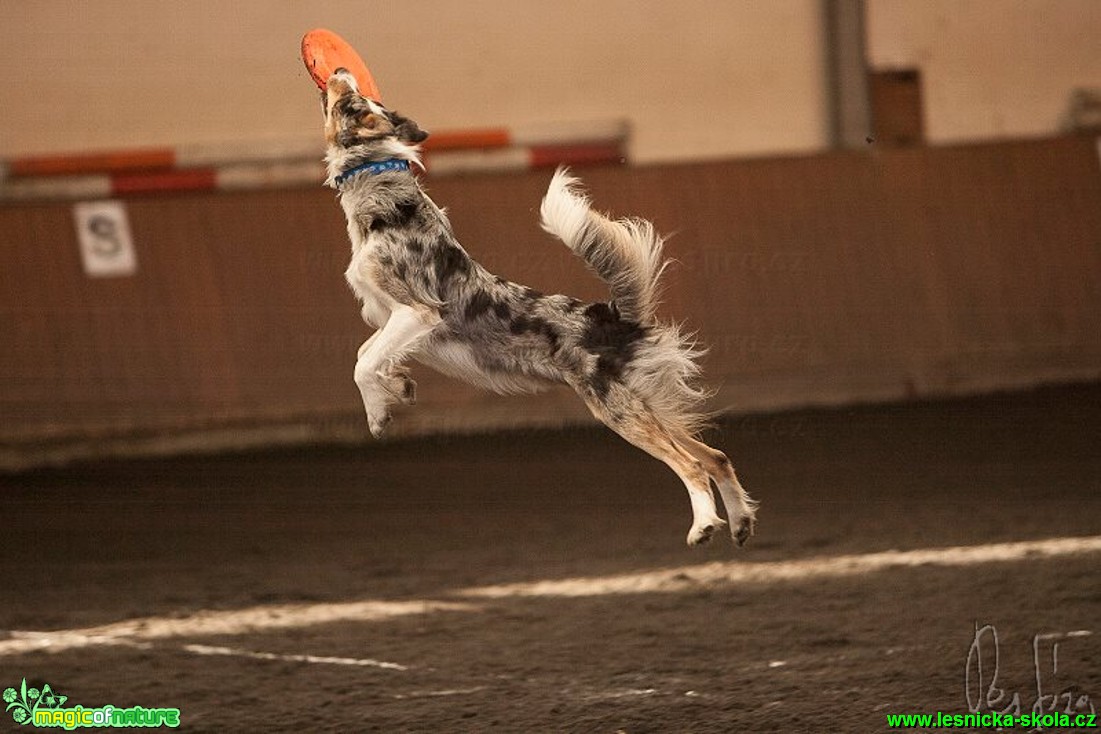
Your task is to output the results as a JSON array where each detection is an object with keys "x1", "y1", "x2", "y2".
[{"x1": 0, "y1": 120, "x2": 630, "y2": 201}]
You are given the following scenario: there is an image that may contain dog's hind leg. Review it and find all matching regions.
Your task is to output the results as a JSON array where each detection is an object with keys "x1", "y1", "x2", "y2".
[
  {"x1": 354, "y1": 305, "x2": 439, "y2": 438},
  {"x1": 671, "y1": 433, "x2": 758, "y2": 547},
  {"x1": 580, "y1": 388, "x2": 725, "y2": 546}
]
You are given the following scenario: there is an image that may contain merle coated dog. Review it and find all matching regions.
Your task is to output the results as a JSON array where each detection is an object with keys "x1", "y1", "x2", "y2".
[{"x1": 319, "y1": 69, "x2": 756, "y2": 546}]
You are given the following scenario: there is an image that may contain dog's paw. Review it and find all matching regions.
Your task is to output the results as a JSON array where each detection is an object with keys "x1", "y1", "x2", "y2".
[
  {"x1": 367, "y1": 408, "x2": 392, "y2": 439},
  {"x1": 378, "y1": 369, "x2": 417, "y2": 406},
  {"x1": 400, "y1": 376, "x2": 416, "y2": 405},
  {"x1": 393, "y1": 375, "x2": 417, "y2": 406},
  {"x1": 686, "y1": 517, "x2": 727, "y2": 547},
  {"x1": 731, "y1": 514, "x2": 756, "y2": 547}
]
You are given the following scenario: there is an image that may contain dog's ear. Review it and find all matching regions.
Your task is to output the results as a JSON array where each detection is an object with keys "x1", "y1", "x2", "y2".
[{"x1": 390, "y1": 111, "x2": 430, "y2": 144}]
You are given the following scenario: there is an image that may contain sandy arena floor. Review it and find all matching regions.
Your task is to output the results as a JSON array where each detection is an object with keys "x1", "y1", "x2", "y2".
[{"x1": 1, "y1": 384, "x2": 1099, "y2": 731}]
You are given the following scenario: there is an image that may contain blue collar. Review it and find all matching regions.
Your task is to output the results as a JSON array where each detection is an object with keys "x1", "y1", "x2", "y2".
[{"x1": 334, "y1": 158, "x2": 411, "y2": 186}]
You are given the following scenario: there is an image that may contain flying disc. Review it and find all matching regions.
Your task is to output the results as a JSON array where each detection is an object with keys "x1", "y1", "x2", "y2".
[{"x1": 301, "y1": 28, "x2": 382, "y2": 102}]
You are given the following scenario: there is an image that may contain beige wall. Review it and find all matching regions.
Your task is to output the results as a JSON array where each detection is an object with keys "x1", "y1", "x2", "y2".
[
  {"x1": 0, "y1": 0, "x2": 827, "y2": 164},
  {"x1": 3, "y1": 2, "x2": 1098, "y2": 164},
  {"x1": 866, "y1": 0, "x2": 1101, "y2": 143}
]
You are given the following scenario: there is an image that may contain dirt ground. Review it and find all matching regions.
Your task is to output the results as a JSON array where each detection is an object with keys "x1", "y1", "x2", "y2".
[{"x1": 1, "y1": 383, "x2": 1099, "y2": 732}]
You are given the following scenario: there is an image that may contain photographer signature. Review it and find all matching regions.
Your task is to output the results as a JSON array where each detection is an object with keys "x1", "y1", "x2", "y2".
[{"x1": 965, "y1": 623, "x2": 1095, "y2": 729}]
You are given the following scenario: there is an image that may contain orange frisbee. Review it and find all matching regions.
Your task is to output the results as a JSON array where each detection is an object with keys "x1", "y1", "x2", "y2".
[{"x1": 301, "y1": 28, "x2": 382, "y2": 102}]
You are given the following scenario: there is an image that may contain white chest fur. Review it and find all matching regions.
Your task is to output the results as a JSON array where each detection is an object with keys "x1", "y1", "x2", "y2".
[{"x1": 342, "y1": 212, "x2": 395, "y2": 329}]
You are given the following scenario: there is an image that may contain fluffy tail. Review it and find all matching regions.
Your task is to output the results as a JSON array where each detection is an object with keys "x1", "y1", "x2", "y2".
[
  {"x1": 540, "y1": 167, "x2": 712, "y2": 436},
  {"x1": 539, "y1": 167, "x2": 667, "y2": 324}
]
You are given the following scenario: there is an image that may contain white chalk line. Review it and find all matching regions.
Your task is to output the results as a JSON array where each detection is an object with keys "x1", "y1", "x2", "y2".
[
  {"x1": 0, "y1": 600, "x2": 475, "y2": 656},
  {"x1": 181, "y1": 643, "x2": 408, "y2": 670},
  {"x1": 392, "y1": 686, "x2": 489, "y2": 699},
  {"x1": 0, "y1": 635, "x2": 411, "y2": 671},
  {"x1": 2, "y1": 536, "x2": 1099, "y2": 660},
  {"x1": 458, "y1": 535, "x2": 1101, "y2": 599},
  {"x1": 584, "y1": 687, "x2": 658, "y2": 701}
]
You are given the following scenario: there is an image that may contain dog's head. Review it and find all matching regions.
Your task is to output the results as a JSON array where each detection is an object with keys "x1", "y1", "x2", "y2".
[{"x1": 322, "y1": 68, "x2": 429, "y2": 183}]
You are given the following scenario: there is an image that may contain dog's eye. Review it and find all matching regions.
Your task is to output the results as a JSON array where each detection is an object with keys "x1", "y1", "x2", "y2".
[{"x1": 363, "y1": 114, "x2": 379, "y2": 130}]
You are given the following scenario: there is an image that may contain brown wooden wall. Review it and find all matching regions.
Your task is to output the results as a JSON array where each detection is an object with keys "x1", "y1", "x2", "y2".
[{"x1": 2, "y1": 136, "x2": 1099, "y2": 464}]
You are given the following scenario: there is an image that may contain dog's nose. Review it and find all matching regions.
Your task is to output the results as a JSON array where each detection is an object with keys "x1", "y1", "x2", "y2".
[{"x1": 328, "y1": 68, "x2": 359, "y2": 93}]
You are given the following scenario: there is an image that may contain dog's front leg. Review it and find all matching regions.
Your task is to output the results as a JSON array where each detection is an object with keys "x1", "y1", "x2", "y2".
[
  {"x1": 357, "y1": 333, "x2": 378, "y2": 359},
  {"x1": 359, "y1": 333, "x2": 417, "y2": 405},
  {"x1": 353, "y1": 305, "x2": 440, "y2": 438}
]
